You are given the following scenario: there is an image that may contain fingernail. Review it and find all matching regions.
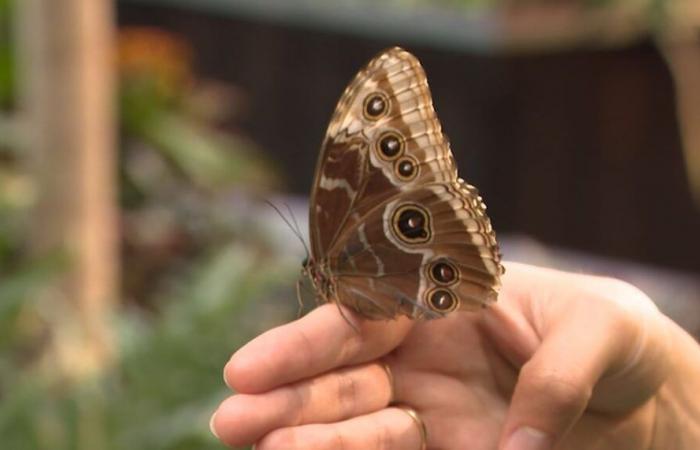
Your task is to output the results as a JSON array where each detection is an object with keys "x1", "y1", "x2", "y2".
[
  {"x1": 209, "y1": 412, "x2": 219, "y2": 439},
  {"x1": 223, "y1": 362, "x2": 233, "y2": 389},
  {"x1": 504, "y1": 427, "x2": 552, "y2": 450}
]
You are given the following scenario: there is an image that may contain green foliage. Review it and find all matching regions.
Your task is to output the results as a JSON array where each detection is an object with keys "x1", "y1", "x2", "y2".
[
  {"x1": 0, "y1": 240, "x2": 297, "y2": 450},
  {"x1": 0, "y1": 0, "x2": 13, "y2": 109},
  {"x1": 111, "y1": 243, "x2": 294, "y2": 450},
  {"x1": 132, "y1": 111, "x2": 277, "y2": 191},
  {"x1": 118, "y1": 27, "x2": 279, "y2": 196},
  {"x1": 110, "y1": 242, "x2": 295, "y2": 450}
]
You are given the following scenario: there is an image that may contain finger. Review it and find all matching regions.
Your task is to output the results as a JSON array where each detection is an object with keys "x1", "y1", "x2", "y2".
[
  {"x1": 498, "y1": 295, "x2": 635, "y2": 450},
  {"x1": 211, "y1": 362, "x2": 394, "y2": 448},
  {"x1": 225, "y1": 303, "x2": 413, "y2": 393},
  {"x1": 255, "y1": 407, "x2": 426, "y2": 450}
]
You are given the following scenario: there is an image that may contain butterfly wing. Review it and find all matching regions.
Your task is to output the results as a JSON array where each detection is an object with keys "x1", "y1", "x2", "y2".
[
  {"x1": 309, "y1": 47, "x2": 502, "y2": 319},
  {"x1": 332, "y1": 181, "x2": 502, "y2": 319},
  {"x1": 309, "y1": 47, "x2": 455, "y2": 257}
]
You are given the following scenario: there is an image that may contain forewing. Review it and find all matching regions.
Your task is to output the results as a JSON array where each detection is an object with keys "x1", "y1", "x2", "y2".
[{"x1": 309, "y1": 47, "x2": 456, "y2": 258}]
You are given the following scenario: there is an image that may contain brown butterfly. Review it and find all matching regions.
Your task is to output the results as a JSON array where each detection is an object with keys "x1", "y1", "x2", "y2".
[{"x1": 302, "y1": 47, "x2": 503, "y2": 320}]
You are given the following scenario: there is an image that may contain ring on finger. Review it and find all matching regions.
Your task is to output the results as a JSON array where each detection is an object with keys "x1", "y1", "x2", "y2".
[
  {"x1": 381, "y1": 362, "x2": 395, "y2": 403},
  {"x1": 396, "y1": 405, "x2": 427, "y2": 450}
]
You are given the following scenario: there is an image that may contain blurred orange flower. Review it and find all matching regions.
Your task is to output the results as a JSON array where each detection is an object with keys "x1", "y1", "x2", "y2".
[{"x1": 117, "y1": 26, "x2": 193, "y2": 98}]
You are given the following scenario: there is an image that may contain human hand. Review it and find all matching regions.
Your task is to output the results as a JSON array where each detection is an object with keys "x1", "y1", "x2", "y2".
[{"x1": 210, "y1": 262, "x2": 700, "y2": 449}]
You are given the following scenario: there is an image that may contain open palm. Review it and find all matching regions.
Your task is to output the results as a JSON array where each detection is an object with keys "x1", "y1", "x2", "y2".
[{"x1": 212, "y1": 263, "x2": 670, "y2": 450}]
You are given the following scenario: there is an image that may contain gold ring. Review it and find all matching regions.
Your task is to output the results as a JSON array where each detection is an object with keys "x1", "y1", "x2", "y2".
[
  {"x1": 382, "y1": 362, "x2": 395, "y2": 403},
  {"x1": 396, "y1": 405, "x2": 427, "y2": 450}
]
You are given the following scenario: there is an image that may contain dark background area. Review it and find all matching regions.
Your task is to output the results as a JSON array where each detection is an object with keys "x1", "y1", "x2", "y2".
[{"x1": 119, "y1": 3, "x2": 700, "y2": 274}]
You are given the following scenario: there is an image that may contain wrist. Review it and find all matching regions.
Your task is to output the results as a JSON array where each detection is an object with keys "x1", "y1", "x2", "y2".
[{"x1": 649, "y1": 317, "x2": 700, "y2": 450}]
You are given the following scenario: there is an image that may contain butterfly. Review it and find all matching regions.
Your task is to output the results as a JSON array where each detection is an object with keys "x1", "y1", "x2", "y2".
[{"x1": 302, "y1": 47, "x2": 503, "y2": 320}]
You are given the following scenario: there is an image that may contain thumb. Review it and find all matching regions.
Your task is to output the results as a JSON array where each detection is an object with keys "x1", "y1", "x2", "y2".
[
  {"x1": 495, "y1": 264, "x2": 671, "y2": 450},
  {"x1": 498, "y1": 314, "x2": 618, "y2": 450}
]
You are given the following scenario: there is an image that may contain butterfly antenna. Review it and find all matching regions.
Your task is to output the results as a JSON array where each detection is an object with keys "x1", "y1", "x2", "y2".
[
  {"x1": 284, "y1": 202, "x2": 310, "y2": 260},
  {"x1": 264, "y1": 199, "x2": 309, "y2": 259}
]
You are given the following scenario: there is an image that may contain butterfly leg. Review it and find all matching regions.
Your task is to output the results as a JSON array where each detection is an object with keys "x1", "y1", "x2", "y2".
[{"x1": 295, "y1": 278, "x2": 305, "y2": 318}]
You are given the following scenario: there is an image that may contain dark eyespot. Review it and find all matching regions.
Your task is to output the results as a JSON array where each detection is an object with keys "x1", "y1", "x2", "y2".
[
  {"x1": 378, "y1": 132, "x2": 402, "y2": 159},
  {"x1": 301, "y1": 257, "x2": 309, "y2": 268},
  {"x1": 364, "y1": 93, "x2": 388, "y2": 119},
  {"x1": 431, "y1": 261, "x2": 458, "y2": 285},
  {"x1": 393, "y1": 205, "x2": 430, "y2": 243},
  {"x1": 429, "y1": 289, "x2": 457, "y2": 312},
  {"x1": 399, "y1": 210, "x2": 424, "y2": 237},
  {"x1": 396, "y1": 158, "x2": 417, "y2": 179}
]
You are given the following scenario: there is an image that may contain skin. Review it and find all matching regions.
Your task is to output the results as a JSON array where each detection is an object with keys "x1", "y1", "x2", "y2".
[{"x1": 211, "y1": 262, "x2": 700, "y2": 449}]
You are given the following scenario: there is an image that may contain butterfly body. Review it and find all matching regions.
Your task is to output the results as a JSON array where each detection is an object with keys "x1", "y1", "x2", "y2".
[
  {"x1": 306, "y1": 47, "x2": 503, "y2": 320},
  {"x1": 302, "y1": 257, "x2": 335, "y2": 304}
]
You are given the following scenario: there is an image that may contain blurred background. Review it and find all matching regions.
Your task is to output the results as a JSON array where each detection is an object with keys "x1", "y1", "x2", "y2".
[{"x1": 1, "y1": 0, "x2": 699, "y2": 449}]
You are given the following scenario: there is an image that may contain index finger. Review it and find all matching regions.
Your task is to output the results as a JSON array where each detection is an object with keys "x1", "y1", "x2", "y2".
[{"x1": 225, "y1": 303, "x2": 413, "y2": 394}]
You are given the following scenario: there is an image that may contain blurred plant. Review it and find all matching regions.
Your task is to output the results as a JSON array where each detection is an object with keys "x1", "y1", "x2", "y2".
[
  {"x1": 118, "y1": 27, "x2": 277, "y2": 195},
  {"x1": 0, "y1": 240, "x2": 296, "y2": 450},
  {"x1": 117, "y1": 26, "x2": 281, "y2": 305},
  {"x1": 0, "y1": 0, "x2": 13, "y2": 110},
  {"x1": 0, "y1": 13, "x2": 295, "y2": 450},
  {"x1": 0, "y1": 0, "x2": 56, "y2": 386}
]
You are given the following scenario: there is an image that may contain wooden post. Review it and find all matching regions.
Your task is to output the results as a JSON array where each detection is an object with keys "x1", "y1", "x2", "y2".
[{"x1": 17, "y1": 0, "x2": 118, "y2": 378}]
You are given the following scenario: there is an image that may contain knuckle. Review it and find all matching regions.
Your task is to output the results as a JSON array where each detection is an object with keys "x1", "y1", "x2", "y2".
[
  {"x1": 330, "y1": 426, "x2": 348, "y2": 450},
  {"x1": 593, "y1": 276, "x2": 656, "y2": 313},
  {"x1": 523, "y1": 366, "x2": 592, "y2": 411},
  {"x1": 597, "y1": 276, "x2": 639, "y2": 297},
  {"x1": 260, "y1": 427, "x2": 347, "y2": 450},
  {"x1": 339, "y1": 332, "x2": 364, "y2": 364},
  {"x1": 293, "y1": 327, "x2": 317, "y2": 372},
  {"x1": 335, "y1": 371, "x2": 358, "y2": 418},
  {"x1": 287, "y1": 384, "x2": 307, "y2": 426},
  {"x1": 548, "y1": 376, "x2": 590, "y2": 409},
  {"x1": 375, "y1": 422, "x2": 394, "y2": 450}
]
